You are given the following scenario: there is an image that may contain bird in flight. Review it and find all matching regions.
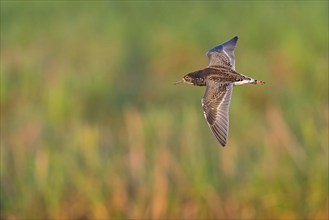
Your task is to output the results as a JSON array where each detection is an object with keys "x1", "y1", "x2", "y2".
[{"x1": 175, "y1": 36, "x2": 265, "y2": 147}]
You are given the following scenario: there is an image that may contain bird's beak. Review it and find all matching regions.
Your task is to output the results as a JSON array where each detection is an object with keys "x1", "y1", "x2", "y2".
[{"x1": 174, "y1": 78, "x2": 185, "y2": 85}]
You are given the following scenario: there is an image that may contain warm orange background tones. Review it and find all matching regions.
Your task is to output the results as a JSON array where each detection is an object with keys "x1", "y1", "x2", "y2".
[{"x1": 1, "y1": 1, "x2": 328, "y2": 219}]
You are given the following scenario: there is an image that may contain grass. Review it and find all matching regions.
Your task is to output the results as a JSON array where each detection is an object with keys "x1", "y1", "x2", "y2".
[{"x1": 1, "y1": 1, "x2": 328, "y2": 219}]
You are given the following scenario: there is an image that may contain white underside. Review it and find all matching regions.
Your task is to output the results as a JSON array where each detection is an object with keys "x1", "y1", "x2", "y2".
[{"x1": 233, "y1": 79, "x2": 255, "y2": 86}]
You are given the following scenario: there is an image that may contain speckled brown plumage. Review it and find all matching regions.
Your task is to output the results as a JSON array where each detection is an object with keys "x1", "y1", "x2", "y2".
[{"x1": 175, "y1": 36, "x2": 265, "y2": 147}]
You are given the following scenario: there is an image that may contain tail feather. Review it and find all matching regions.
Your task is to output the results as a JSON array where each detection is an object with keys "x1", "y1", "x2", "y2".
[
  {"x1": 254, "y1": 80, "x2": 265, "y2": 85},
  {"x1": 233, "y1": 78, "x2": 266, "y2": 86}
]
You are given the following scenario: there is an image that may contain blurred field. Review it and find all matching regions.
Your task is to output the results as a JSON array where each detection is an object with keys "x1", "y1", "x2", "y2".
[{"x1": 0, "y1": 1, "x2": 328, "y2": 219}]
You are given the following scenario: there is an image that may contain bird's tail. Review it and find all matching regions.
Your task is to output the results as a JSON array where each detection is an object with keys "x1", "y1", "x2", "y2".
[
  {"x1": 233, "y1": 78, "x2": 265, "y2": 86},
  {"x1": 254, "y1": 79, "x2": 265, "y2": 85}
]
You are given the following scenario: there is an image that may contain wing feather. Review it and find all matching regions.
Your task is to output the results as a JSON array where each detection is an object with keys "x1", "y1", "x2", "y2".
[
  {"x1": 202, "y1": 81, "x2": 233, "y2": 147},
  {"x1": 206, "y1": 36, "x2": 238, "y2": 70}
]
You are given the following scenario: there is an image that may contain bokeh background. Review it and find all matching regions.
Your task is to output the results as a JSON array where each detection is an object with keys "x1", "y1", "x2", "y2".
[{"x1": 1, "y1": 1, "x2": 328, "y2": 219}]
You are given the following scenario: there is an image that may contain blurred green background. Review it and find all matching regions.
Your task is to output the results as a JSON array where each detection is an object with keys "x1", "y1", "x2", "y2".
[{"x1": 1, "y1": 1, "x2": 328, "y2": 219}]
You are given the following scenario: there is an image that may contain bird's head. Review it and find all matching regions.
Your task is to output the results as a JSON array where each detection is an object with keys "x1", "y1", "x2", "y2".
[
  {"x1": 174, "y1": 74, "x2": 194, "y2": 85},
  {"x1": 175, "y1": 70, "x2": 206, "y2": 86}
]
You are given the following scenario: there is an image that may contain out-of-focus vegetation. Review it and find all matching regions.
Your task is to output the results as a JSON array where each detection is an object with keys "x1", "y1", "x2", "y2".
[{"x1": 0, "y1": 1, "x2": 328, "y2": 219}]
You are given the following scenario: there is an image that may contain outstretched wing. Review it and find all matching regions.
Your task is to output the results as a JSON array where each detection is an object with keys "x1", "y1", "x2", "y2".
[
  {"x1": 201, "y1": 81, "x2": 233, "y2": 147},
  {"x1": 206, "y1": 36, "x2": 238, "y2": 70}
]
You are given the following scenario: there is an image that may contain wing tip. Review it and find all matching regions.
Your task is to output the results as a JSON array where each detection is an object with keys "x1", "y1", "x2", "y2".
[
  {"x1": 219, "y1": 138, "x2": 227, "y2": 147},
  {"x1": 212, "y1": 125, "x2": 228, "y2": 147},
  {"x1": 229, "y1": 36, "x2": 238, "y2": 45},
  {"x1": 207, "y1": 36, "x2": 239, "y2": 54}
]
